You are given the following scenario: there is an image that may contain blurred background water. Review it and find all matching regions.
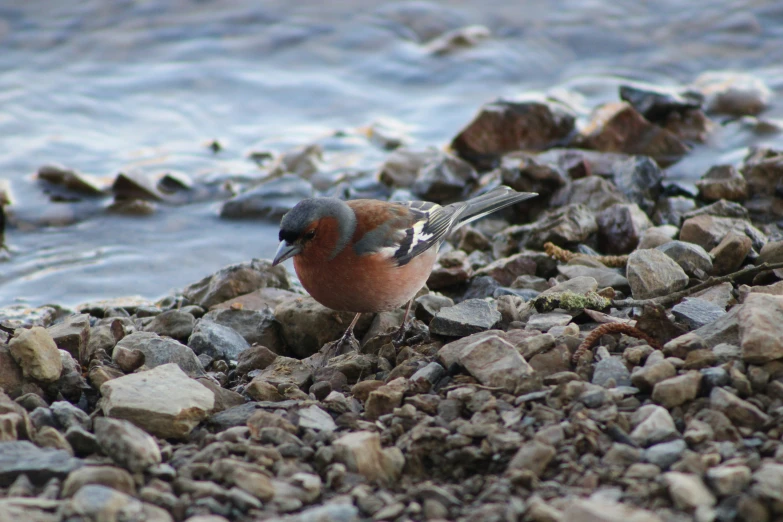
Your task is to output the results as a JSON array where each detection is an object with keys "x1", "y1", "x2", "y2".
[{"x1": 1, "y1": 0, "x2": 782, "y2": 307}]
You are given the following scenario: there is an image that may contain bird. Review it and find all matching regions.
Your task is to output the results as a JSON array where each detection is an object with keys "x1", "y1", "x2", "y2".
[{"x1": 272, "y1": 186, "x2": 537, "y2": 349}]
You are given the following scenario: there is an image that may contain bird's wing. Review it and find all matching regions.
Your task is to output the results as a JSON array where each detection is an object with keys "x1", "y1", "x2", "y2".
[{"x1": 389, "y1": 201, "x2": 459, "y2": 266}]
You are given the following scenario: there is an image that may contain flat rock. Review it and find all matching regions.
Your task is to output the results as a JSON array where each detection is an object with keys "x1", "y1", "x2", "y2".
[
  {"x1": 474, "y1": 253, "x2": 537, "y2": 286},
  {"x1": 188, "y1": 320, "x2": 250, "y2": 361},
  {"x1": 61, "y1": 465, "x2": 136, "y2": 497},
  {"x1": 411, "y1": 153, "x2": 477, "y2": 203},
  {"x1": 220, "y1": 174, "x2": 314, "y2": 220},
  {"x1": 672, "y1": 298, "x2": 726, "y2": 329},
  {"x1": 100, "y1": 363, "x2": 215, "y2": 439},
  {"x1": 0, "y1": 305, "x2": 58, "y2": 329},
  {"x1": 592, "y1": 356, "x2": 631, "y2": 388},
  {"x1": 626, "y1": 249, "x2": 689, "y2": 300},
  {"x1": 182, "y1": 259, "x2": 290, "y2": 309},
  {"x1": 707, "y1": 464, "x2": 751, "y2": 497},
  {"x1": 739, "y1": 293, "x2": 783, "y2": 364},
  {"x1": 429, "y1": 299, "x2": 501, "y2": 337},
  {"x1": 550, "y1": 175, "x2": 628, "y2": 212},
  {"x1": 0, "y1": 440, "x2": 82, "y2": 486},
  {"x1": 251, "y1": 357, "x2": 313, "y2": 390},
  {"x1": 752, "y1": 462, "x2": 783, "y2": 502},
  {"x1": 65, "y1": 484, "x2": 172, "y2": 522},
  {"x1": 645, "y1": 439, "x2": 686, "y2": 470},
  {"x1": 296, "y1": 405, "x2": 337, "y2": 432},
  {"x1": 93, "y1": 417, "x2": 161, "y2": 473},
  {"x1": 113, "y1": 331, "x2": 204, "y2": 377}
]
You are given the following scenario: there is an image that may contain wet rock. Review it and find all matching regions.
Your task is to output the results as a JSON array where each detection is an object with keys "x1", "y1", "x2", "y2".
[
  {"x1": 430, "y1": 299, "x2": 501, "y2": 337},
  {"x1": 183, "y1": 259, "x2": 290, "y2": 309},
  {"x1": 411, "y1": 153, "x2": 477, "y2": 203},
  {"x1": 202, "y1": 307, "x2": 283, "y2": 353},
  {"x1": 619, "y1": 84, "x2": 703, "y2": 123},
  {"x1": 451, "y1": 99, "x2": 576, "y2": 170},
  {"x1": 507, "y1": 440, "x2": 555, "y2": 477},
  {"x1": 474, "y1": 253, "x2": 537, "y2": 286},
  {"x1": 61, "y1": 465, "x2": 136, "y2": 497},
  {"x1": 46, "y1": 314, "x2": 90, "y2": 362},
  {"x1": 626, "y1": 249, "x2": 689, "y2": 300},
  {"x1": 656, "y1": 240, "x2": 713, "y2": 278},
  {"x1": 113, "y1": 331, "x2": 204, "y2": 377},
  {"x1": 427, "y1": 250, "x2": 473, "y2": 289},
  {"x1": 696, "y1": 165, "x2": 748, "y2": 202},
  {"x1": 663, "y1": 472, "x2": 716, "y2": 510},
  {"x1": 671, "y1": 298, "x2": 725, "y2": 330},
  {"x1": 596, "y1": 203, "x2": 652, "y2": 254},
  {"x1": 679, "y1": 214, "x2": 765, "y2": 252},
  {"x1": 143, "y1": 309, "x2": 195, "y2": 340},
  {"x1": 438, "y1": 332, "x2": 533, "y2": 393},
  {"x1": 333, "y1": 431, "x2": 403, "y2": 486},
  {"x1": 563, "y1": 497, "x2": 662, "y2": 522},
  {"x1": 693, "y1": 71, "x2": 771, "y2": 116},
  {"x1": 235, "y1": 345, "x2": 278, "y2": 375},
  {"x1": 710, "y1": 231, "x2": 751, "y2": 275},
  {"x1": 275, "y1": 296, "x2": 372, "y2": 358},
  {"x1": 707, "y1": 464, "x2": 751, "y2": 497},
  {"x1": 710, "y1": 387, "x2": 769, "y2": 428},
  {"x1": 581, "y1": 102, "x2": 689, "y2": 166},
  {"x1": 652, "y1": 371, "x2": 701, "y2": 408},
  {"x1": 551, "y1": 175, "x2": 628, "y2": 213},
  {"x1": 250, "y1": 357, "x2": 313, "y2": 390},
  {"x1": 188, "y1": 320, "x2": 249, "y2": 361},
  {"x1": 645, "y1": 439, "x2": 686, "y2": 470},
  {"x1": 100, "y1": 363, "x2": 214, "y2": 439},
  {"x1": 739, "y1": 293, "x2": 783, "y2": 364},
  {"x1": 9, "y1": 327, "x2": 63, "y2": 383},
  {"x1": 630, "y1": 405, "x2": 678, "y2": 447},
  {"x1": 221, "y1": 174, "x2": 314, "y2": 219},
  {"x1": 0, "y1": 440, "x2": 82, "y2": 486},
  {"x1": 65, "y1": 484, "x2": 173, "y2": 522}
]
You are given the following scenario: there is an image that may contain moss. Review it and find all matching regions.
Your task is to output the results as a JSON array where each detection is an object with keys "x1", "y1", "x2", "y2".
[{"x1": 533, "y1": 291, "x2": 611, "y2": 313}]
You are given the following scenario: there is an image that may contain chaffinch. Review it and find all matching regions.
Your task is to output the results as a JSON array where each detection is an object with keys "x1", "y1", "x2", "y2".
[{"x1": 272, "y1": 186, "x2": 537, "y2": 347}]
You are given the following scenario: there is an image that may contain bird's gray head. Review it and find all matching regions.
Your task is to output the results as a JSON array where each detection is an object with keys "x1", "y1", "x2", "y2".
[{"x1": 272, "y1": 198, "x2": 357, "y2": 265}]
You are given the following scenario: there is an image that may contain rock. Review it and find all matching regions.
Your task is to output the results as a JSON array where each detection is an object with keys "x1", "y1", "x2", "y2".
[
  {"x1": 507, "y1": 440, "x2": 555, "y2": 477},
  {"x1": 631, "y1": 359, "x2": 677, "y2": 391},
  {"x1": 275, "y1": 296, "x2": 372, "y2": 358},
  {"x1": 378, "y1": 148, "x2": 440, "y2": 188},
  {"x1": 592, "y1": 356, "x2": 631, "y2": 388},
  {"x1": 475, "y1": 253, "x2": 537, "y2": 287},
  {"x1": 496, "y1": 204, "x2": 597, "y2": 252},
  {"x1": 93, "y1": 417, "x2": 161, "y2": 473},
  {"x1": 410, "y1": 362, "x2": 445, "y2": 392},
  {"x1": 195, "y1": 378, "x2": 244, "y2": 412},
  {"x1": 580, "y1": 102, "x2": 689, "y2": 166},
  {"x1": 61, "y1": 465, "x2": 136, "y2": 497},
  {"x1": 707, "y1": 464, "x2": 751, "y2": 496},
  {"x1": 0, "y1": 440, "x2": 82, "y2": 486},
  {"x1": 626, "y1": 249, "x2": 689, "y2": 300},
  {"x1": 451, "y1": 99, "x2": 576, "y2": 170},
  {"x1": 113, "y1": 332, "x2": 204, "y2": 377},
  {"x1": 220, "y1": 174, "x2": 314, "y2": 219},
  {"x1": 46, "y1": 314, "x2": 91, "y2": 363},
  {"x1": 693, "y1": 71, "x2": 771, "y2": 116},
  {"x1": 653, "y1": 196, "x2": 697, "y2": 226},
  {"x1": 427, "y1": 250, "x2": 473, "y2": 289},
  {"x1": 656, "y1": 241, "x2": 713, "y2": 278},
  {"x1": 619, "y1": 84, "x2": 703, "y2": 123},
  {"x1": 429, "y1": 299, "x2": 501, "y2": 337},
  {"x1": 596, "y1": 203, "x2": 652, "y2": 254},
  {"x1": 8, "y1": 327, "x2": 63, "y2": 383},
  {"x1": 710, "y1": 231, "x2": 751, "y2": 275},
  {"x1": 182, "y1": 259, "x2": 290, "y2": 309},
  {"x1": 250, "y1": 357, "x2": 313, "y2": 390},
  {"x1": 439, "y1": 332, "x2": 534, "y2": 393},
  {"x1": 0, "y1": 347, "x2": 24, "y2": 398},
  {"x1": 637, "y1": 225, "x2": 677, "y2": 249},
  {"x1": 188, "y1": 320, "x2": 250, "y2": 361},
  {"x1": 679, "y1": 214, "x2": 765, "y2": 252},
  {"x1": 235, "y1": 345, "x2": 278, "y2": 375},
  {"x1": 203, "y1": 307, "x2": 283, "y2": 353},
  {"x1": 652, "y1": 370, "x2": 701, "y2": 408},
  {"x1": 112, "y1": 345, "x2": 145, "y2": 374},
  {"x1": 752, "y1": 462, "x2": 783, "y2": 502},
  {"x1": 696, "y1": 165, "x2": 748, "y2": 202},
  {"x1": 85, "y1": 318, "x2": 127, "y2": 361},
  {"x1": 279, "y1": 503, "x2": 359, "y2": 522},
  {"x1": 414, "y1": 294, "x2": 454, "y2": 323},
  {"x1": 65, "y1": 484, "x2": 173, "y2": 522},
  {"x1": 663, "y1": 472, "x2": 716, "y2": 510},
  {"x1": 333, "y1": 431, "x2": 404, "y2": 486},
  {"x1": 672, "y1": 298, "x2": 726, "y2": 329},
  {"x1": 365, "y1": 378, "x2": 408, "y2": 420},
  {"x1": 562, "y1": 497, "x2": 663, "y2": 522},
  {"x1": 143, "y1": 310, "x2": 195, "y2": 340},
  {"x1": 739, "y1": 293, "x2": 783, "y2": 364},
  {"x1": 645, "y1": 439, "x2": 686, "y2": 470},
  {"x1": 710, "y1": 387, "x2": 769, "y2": 428},
  {"x1": 630, "y1": 405, "x2": 678, "y2": 447},
  {"x1": 551, "y1": 175, "x2": 628, "y2": 213},
  {"x1": 100, "y1": 363, "x2": 215, "y2": 439},
  {"x1": 557, "y1": 265, "x2": 629, "y2": 290},
  {"x1": 411, "y1": 153, "x2": 477, "y2": 203},
  {"x1": 0, "y1": 305, "x2": 57, "y2": 329},
  {"x1": 297, "y1": 405, "x2": 337, "y2": 432}
]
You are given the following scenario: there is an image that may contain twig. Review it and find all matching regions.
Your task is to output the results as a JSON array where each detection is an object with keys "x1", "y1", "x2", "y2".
[
  {"x1": 572, "y1": 322, "x2": 662, "y2": 364},
  {"x1": 611, "y1": 261, "x2": 783, "y2": 309},
  {"x1": 544, "y1": 242, "x2": 628, "y2": 268}
]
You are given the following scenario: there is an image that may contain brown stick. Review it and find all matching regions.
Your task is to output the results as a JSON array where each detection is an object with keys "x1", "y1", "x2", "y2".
[
  {"x1": 611, "y1": 261, "x2": 783, "y2": 309},
  {"x1": 572, "y1": 322, "x2": 663, "y2": 364}
]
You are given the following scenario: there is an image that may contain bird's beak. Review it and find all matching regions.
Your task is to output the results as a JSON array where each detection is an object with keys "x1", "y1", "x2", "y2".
[{"x1": 272, "y1": 241, "x2": 302, "y2": 266}]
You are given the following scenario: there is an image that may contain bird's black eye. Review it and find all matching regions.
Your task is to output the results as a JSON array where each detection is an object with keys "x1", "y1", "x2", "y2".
[{"x1": 303, "y1": 230, "x2": 316, "y2": 241}]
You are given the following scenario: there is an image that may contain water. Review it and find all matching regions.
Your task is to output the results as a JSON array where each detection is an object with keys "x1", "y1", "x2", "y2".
[{"x1": 1, "y1": 0, "x2": 783, "y2": 307}]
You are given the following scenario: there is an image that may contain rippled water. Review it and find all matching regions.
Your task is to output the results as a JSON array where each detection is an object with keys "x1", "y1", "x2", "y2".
[{"x1": 2, "y1": 0, "x2": 783, "y2": 307}]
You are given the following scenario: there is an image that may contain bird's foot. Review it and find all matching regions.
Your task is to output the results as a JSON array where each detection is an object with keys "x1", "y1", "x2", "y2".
[{"x1": 318, "y1": 330, "x2": 359, "y2": 367}]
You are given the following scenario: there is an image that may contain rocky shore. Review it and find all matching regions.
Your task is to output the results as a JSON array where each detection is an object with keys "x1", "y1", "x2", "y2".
[{"x1": 2, "y1": 75, "x2": 783, "y2": 522}]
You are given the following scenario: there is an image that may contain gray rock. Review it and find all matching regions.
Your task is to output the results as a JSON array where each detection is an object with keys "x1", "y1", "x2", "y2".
[
  {"x1": 0, "y1": 347, "x2": 24, "y2": 398},
  {"x1": 710, "y1": 387, "x2": 770, "y2": 428},
  {"x1": 525, "y1": 313, "x2": 573, "y2": 332},
  {"x1": 50, "y1": 401, "x2": 90, "y2": 431},
  {"x1": 430, "y1": 299, "x2": 501, "y2": 337},
  {"x1": 94, "y1": 417, "x2": 162, "y2": 474},
  {"x1": 592, "y1": 356, "x2": 631, "y2": 388},
  {"x1": 182, "y1": 259, "x2": 290, "y2": 309},
  {"x1": 46, "y1": 314, "x2": 91, "y2": 363},
  {"x1": 411, "y1": 153, "x2": 477, "y2": 203},
  {"x1": 563, "y1": 498, "x2": 662, "y2": 522},
  {"x1": 663, "y1": 472, "x2": 716, "y2": 511},
  {"x1": 596, "y1": 203, "x2": 652, "y2": 254},
  {"x1": 739, "y1": 293, "x2": 783, "y2": 364},
  {"x1": 691, "y1": 304, "x2": 741, "y2": 348},
  {"x1": 100, "y1": 363, "x2": 215, "y2": 439},
  {"x1": 551, "y1": 175, "x2": 628, "y2": 212},
  {"x1": 652, "y1": 371, "x2": 702, "y2": 408},
  {"x1": 0, "y1": 305, "x2": 57, "y2": 329},
  {"x1": 558, "y1": 264, "x2": 630, "y2": 290},
  {"x1": 279, "y1": 503, "x2": 360, "y2": 522},
  {"x1": 609, "y1": 154, "x2": 664, "y2": 214},
  {"x1": 208, "y1": 403, "x2": 262, "y2": 432},
  {"x1": 630, "y1": 405, "x2": 679, "y2": 447},
  {"x1": 203, "y1": 307, "x2": 284, "y2": 352},
  {"x1": 645, "y1": 439, "x2": 687, "y2": 470},
  {"x1": 414, "y1": 294, "x2": 455, "y2": 323},
  {"x1": 143, "y1": 309, "x2": 195, "y2": 340},
  {"x1": 0, "y1": 440, "x2": 82, "y2": 486},
  {"x1": 251, "y1": 357, "x2": 313, "y2": 390},
  {"x1": 61, "y1": 465, "x2": 136, "y2": 498},
  {"x1": 188, "y1": 320, "x2": 250, "y2": 361},
  {"x1": 502, "y1": 204, "x2": 598, "y2": 251},
  {"x1": 696, "y1": 165, "x2": 748, "y2": 202},
  {"x1": 637, "y1": 225, "x2": 677, "y2": 249},
  {"x1": 220, "y1": 174, "x2": 314, "y2": 220},
  {"x1": 679, "y1": 214, "x2": 766, "y2": 252},
  {"x1": 113, "y1": 331, "x2": 204, "y2": 377},
  {"x1": 378, "y1": 148, "x2": 440, "y2": 188},
  {"x1": 626, "y1": 249, "x2": 689, "y2": 300},
  {"x1": 236, "y1": 345, "x2": 278, "y2": 376},
  {"x1": 9, "y1": 327, "x2": 63, "y2": 383},
  {"x1": 65, "y1": 484, "x2": 172, "y2": 522},
  {"x1": 656, "y1": 240, "x2": 713, "y2": 278},
  {"x1": 57, "y1": 350, "x2": 86, "y2": 403},
  {"x1": 653, "y1": 196, "x2": 697, "y2": 226},
  {"x1": 620, "y1": 84, "x2": 703, "y2": 122},
  {"x1": 707, "y1": 464, "x2": 751, "y2": 496},
  {"x1": 631, "y1": 359, "x2": 677, "y2": 391},
  {"x1": 507, "y1": 440, "x2": 556, "y2": 477},
  {"x1": 710, "y1": 231, "x2": 752, "y2": 275},
  {"x1": 296, "y1": 405, "x2": 337, "y2": 432},
  {"x1": 672, "y1": 298, "x2": 726, "y2": 329},
  {"x1": 474, "y1": 253, "x2": 537, "y2": 286}
]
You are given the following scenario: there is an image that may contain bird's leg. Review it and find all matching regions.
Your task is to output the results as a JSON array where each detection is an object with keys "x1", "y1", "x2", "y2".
[
  {"x1": 392, "y1": 299, "x2": 414, "y2": 346},
  {"x1": 320, "y1": 313, "x2": 362, "y2": 368},
  {"x1": 336, "y1": 312, "x2": 362, "y2": 348}
]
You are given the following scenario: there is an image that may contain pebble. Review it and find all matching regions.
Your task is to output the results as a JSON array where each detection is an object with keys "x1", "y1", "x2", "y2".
[
  {"x1": 710, "y1": 387, "x2": 769, "y2": 428},
  {"x1": 143, "y1": 309, "x2": 195, "y2": 340},
  {"x1": 656, "y1": 240, "x2": 713, "y2": 279},
  {"x1": 671, "y1": 298, "x2": 726, "y2": 329},
  {"x1": 9, "y1": 327, "x2": 63, "y2": 383},
  {"x1": 203, "y1": 307, "x2": 283, "y2": 352},
  {"x1": 94, "y1": 417, "x2": 162, "y2": 473},
  {"x1": 333, "y1": 431, "x2": 404, "y2": 486},
  {"x1": 188, "y1": 320, "x2": 250, "y2": 361},
  {"x1": 596, "y1": 203, "x2": 652, "y2": 254},
  {"x1": 739, "y1": 293, "x2": 783, "y2": 364},
  {"x1": 46, "y1": 314, "x2": 91, "y2": 363},
  {"x1": 651, "y1": 371, "x2": 702, "y2": 408},
  {"x1": 429, "y1": 299, "x2": 501, "y2": 337},
  {"x1": 630, "y1": 405, "x2": 679, "y2": 447},
  {"x1": 626, "y1": 249, "x2": 689, "y2": 300}
]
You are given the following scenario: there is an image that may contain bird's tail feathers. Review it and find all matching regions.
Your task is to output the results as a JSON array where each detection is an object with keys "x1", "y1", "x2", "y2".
[{"x1": 449, "y1": 186, "x2": 537, "y2": 232}]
